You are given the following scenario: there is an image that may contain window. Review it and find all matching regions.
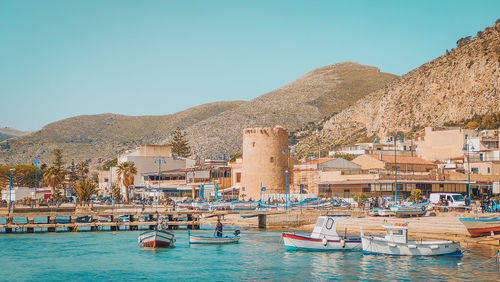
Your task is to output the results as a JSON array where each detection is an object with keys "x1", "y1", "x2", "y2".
[
  {"x1": 363, "y1": 188, "x2": 370, "y2": 193},
  {"x1": 252, "y1": 142, "x2": 255, "y2": 147},
  {"x1": 487, "y1": 167, "x2": 491, "y2": 174},
  {"x1": 344, "y1": 189, "x2": 350, "y2": 193},
  {"x1": 270, "y1": 157, "x2": 274, "y2": 163},
  {"x1": 471, "y1": 168, "x2": 479, "y2": 174},
  {"x1": 236, "y1": 173, "x2": 241, "y2": 182},
  {"x1": 325, "y1": 218, "x2": 334, "y2": 230}
]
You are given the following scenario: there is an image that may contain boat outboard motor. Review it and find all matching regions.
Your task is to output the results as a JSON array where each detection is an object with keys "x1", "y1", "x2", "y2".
[{"x1": 233, "y1": 230, "x2": 241, "y2": 236}]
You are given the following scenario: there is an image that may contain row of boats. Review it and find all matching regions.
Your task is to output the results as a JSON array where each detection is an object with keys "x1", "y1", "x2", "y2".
[
  {"x1": 138, "y1": 214, "x2": 500, "y2": 256},
  {"x1": 137, "y1": 229, "x2": 241, "y2": 248},
  {"x1": 282, "y1": 216, "x2": 462, "y2": 256}
]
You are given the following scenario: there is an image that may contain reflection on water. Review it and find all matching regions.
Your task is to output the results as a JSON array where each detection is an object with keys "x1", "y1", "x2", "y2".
[{"x1": 0, "y1": 230, "x2": 498, "y2": 281}]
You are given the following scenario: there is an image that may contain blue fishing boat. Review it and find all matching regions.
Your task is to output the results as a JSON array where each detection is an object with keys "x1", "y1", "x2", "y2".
[
  {"x1": 76, "y1": 216, "x2": 92, "y2": 223},
  {"x1": 188, "y1": 230, "x2": 241, "y2": 244}
]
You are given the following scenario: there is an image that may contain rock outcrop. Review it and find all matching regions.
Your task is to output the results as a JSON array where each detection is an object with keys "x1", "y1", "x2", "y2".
[{"x1": 299, "y1": 20, "x2": 500, "y2": 153}]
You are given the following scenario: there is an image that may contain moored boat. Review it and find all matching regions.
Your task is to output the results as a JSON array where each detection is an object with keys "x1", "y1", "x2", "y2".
[
  {"x1": 390, "y1": 205, "x2": 426, "y2": 217},
  {"x1": 138, "y1": 230, "x2": 175, "y2": 248},
  {"x1": 459, "y1": 216, "x2": 500, "y2": 236},
  {"x1": 361, "y1": 222, "x2": 461, "y2": 256},
  {"x1": 282, "y1": 215, "x2": 362, "y2": 251},
  {"x1": 188, "y1": 230, "x2": 240, "y2": 244}
]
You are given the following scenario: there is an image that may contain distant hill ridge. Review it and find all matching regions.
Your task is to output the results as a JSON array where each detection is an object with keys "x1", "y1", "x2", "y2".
[
  {"x1": 0, "y1": 127, "x2": 26, "y2": 142},
  {"x1": 0, "y1": 62, "x2": 398, "y2": 164}
]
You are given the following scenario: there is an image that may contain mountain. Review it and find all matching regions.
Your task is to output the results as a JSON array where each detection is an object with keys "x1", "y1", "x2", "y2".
[
  {"x1": 183, "y1": 62, "x2": 398, "y2": 158},
  {"x1": 0, "y1": 62, "x2": 398, "y2": 165},
  {"x1": 297, "y1": 20, "x2": 500, "y2": 154},
  {"x1": 0, "y1": 127, "x2": 26, "y2": 141},
  {"x1": 0, "y1": 101, "x2": 244, "y2": 164}
]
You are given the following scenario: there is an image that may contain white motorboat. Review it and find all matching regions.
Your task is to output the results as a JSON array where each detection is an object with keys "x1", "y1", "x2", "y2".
[
  {"x1": 361, "y1": 222, "x2": 461, "y2": 256},
  {"x1": 188, "y1": 230, "x2": 240, "y2": 244},
  {"x1": 138, "y1": 230, "x2": 175, "y2": 248},
  {"x1": 282, "y1": 215, "x2": 362, "y2": 251}
]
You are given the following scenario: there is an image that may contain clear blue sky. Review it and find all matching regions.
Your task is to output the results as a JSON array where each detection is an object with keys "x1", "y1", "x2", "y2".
[{"x1": 1, "y1": 0, "x2": 499, "y2": 131}]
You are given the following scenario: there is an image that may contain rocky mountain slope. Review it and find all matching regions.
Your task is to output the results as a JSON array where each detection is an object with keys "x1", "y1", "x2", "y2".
[
  {"x1": 0, "y1": 101, "x2": 244, "y2": 164},
  {"x1": 0, "y1": 63, "x2": 397, "y2": 164},
  {"x1": 183, "y1": 62, "x2": 398, "y2": 157},
  {"x1": 297, "y1": 20, "x2": 500, "y2": 155}
]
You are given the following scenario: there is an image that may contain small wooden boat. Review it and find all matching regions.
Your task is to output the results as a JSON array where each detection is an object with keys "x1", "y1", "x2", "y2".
[
  {"x1": 361, "y1": 222, "x2": 461, "y2": 256},
  {"x1": 138, "y1": 230, "x2": 175, "y2": 248},
  {"x1": 118, "y1": 215, "x2": 131, "y2": 222},
  {"x1": 188, "y1": 230, "x2": 240, "y2": 244},
  {"x1": 282, "y1": 215, "x2": 362, "y2": 251},
  {"x1": 138, "y1": 214, "x2": 151, "y2": 222},
  {"x1": 391, "y1": 205, "x2": 426, "y2": 217},
  {"x1": 98, "y1": 215, "x2": 112, "y2": 222},
  {"x1": 459, "y1": 216, "x2": 500, "y2": 236},
  {"x1": 76, "y1": 216, "x2": 92, "y2": 223}
]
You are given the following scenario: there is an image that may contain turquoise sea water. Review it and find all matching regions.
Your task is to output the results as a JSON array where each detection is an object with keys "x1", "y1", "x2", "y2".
[{"x1": 0, "y1": 228, "x2": 499, "y2": 281}]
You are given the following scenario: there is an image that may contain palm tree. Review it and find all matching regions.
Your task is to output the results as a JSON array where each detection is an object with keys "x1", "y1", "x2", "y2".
[
  {"x1": 76, "y1": 161, "x2": 89, "y2": 181},
  {"x1": 116, "y1": 161, "x2": 137, "y2": 203},
  {"x1": 73, "y1": 179, "x2": 98, "y2": 206}
]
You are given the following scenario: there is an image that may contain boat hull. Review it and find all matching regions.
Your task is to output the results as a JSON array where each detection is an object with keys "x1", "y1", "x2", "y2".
[
  {"x1": 282, "y1": 233, "x2": 362, "y2": 251},
  {"x1": 361, "y1": 236, "x2": 461, "y2": 256},
  {"x1": 459, "y1": 217, "x2": 500, "y2": 236},
  {"x1": 189, "y1": 234, "x2": 240, "y2": 244},
  {"x1": 138, "y1": 230, "x2": 175, "y2": 248}
]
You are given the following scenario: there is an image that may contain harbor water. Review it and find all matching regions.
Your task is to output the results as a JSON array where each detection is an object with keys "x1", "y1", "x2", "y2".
[{"x1": 0, "y1": 228, "x2": 499, "y2": 281}]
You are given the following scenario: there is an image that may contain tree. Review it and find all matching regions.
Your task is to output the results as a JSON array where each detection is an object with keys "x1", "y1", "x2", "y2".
[
  {"x1": 168, "y1": 127, "x2": 192, "y2": 157},
  {"x1": 43, "y1": 166, "x2": 64, "y2": 195},
  {"x1": 73, "y1": 179, "x2": 98, "y2": 206},
  {"x1": 408, "y1": 189, "x2": 423, "y2": 203},
  {"x1": 465, "y1": 121, "x2": 480, "y2": 129},
  {"x1": 116, "y1": 161, "x2": 137, "y2": 203},
  {"x1": 230, "y1": 152, "x2": 242, "y2": 162},
  {"x1": 76, "y1": 161, "x2": 89, "y2": 181},
  {"x1": 52, "y1": 149, "x2": 64, "y2": 169},
  {"x1": 353, "y1": 193, "x2": 368, "y2": 203},
  {"x1": 111, "y1": 184, "x2": 122, "y2": 202}
]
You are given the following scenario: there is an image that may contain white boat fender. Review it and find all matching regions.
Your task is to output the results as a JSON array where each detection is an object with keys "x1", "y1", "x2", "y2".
[
  {"x1": 322, "y1": 236, "x2": 328, "y2": 246},
  {"x1": 340, "y1": 239, "x2": 345, "y2": 248}
]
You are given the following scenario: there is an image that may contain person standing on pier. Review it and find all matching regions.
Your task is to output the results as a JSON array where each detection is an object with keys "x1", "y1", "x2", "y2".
[{"x1": 215, "y1": 218, "x2": 223, "y2": 237}]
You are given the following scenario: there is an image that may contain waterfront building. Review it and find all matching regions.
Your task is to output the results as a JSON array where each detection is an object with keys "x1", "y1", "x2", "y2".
[
  {"x1": 116, "y1": 145, "x2": 196, "y2": 201},
  {"x1": 292, "y1": 158, "x2": 362, "y2": 195},
  {"x1": 415, "y1": 126, "x2": 499, "y2": 161},
  {"x1": 329, "y1": 139, "x2": 416, "y2": 157}
]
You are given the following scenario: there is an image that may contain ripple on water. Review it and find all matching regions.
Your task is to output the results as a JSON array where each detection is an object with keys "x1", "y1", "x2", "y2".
[{"x1": 0, "y1": 230, "x2": 499, "y2": 281}]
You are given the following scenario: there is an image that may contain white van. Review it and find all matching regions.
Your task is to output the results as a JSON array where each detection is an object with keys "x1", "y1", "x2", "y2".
[{"x1": 429, "y1": 193, "x2": 466, "y2": 207}]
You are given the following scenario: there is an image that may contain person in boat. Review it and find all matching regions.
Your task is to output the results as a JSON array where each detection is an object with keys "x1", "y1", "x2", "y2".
[{"x1": 215, "y1": 218, "x2": 223, "y2": 237}]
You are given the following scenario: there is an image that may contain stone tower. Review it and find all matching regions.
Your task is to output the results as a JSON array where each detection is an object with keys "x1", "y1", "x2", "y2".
[{"x1": 240, "y1": 126, "x2": 288, "y2": 200}]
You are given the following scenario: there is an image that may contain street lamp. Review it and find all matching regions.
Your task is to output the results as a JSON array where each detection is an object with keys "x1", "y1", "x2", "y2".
[
  {"x1": 282, "y1": 147, "x2": 296, "y2": 211},
  {"x1": 387, "y1": 135, "x2": 404, "y2": 204},
  {"x1": 154, "y1": 157, "x2": 166, "y2": 207},
  {"x1": 33, "y1": 156, "x2": 39, "y2": 207},
  {"x1": 9, "y1": 168, "x2": 15, "y2": 214},
  {"x1": 462, "y1": 139, "x2": 475, "y2": 206}
]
